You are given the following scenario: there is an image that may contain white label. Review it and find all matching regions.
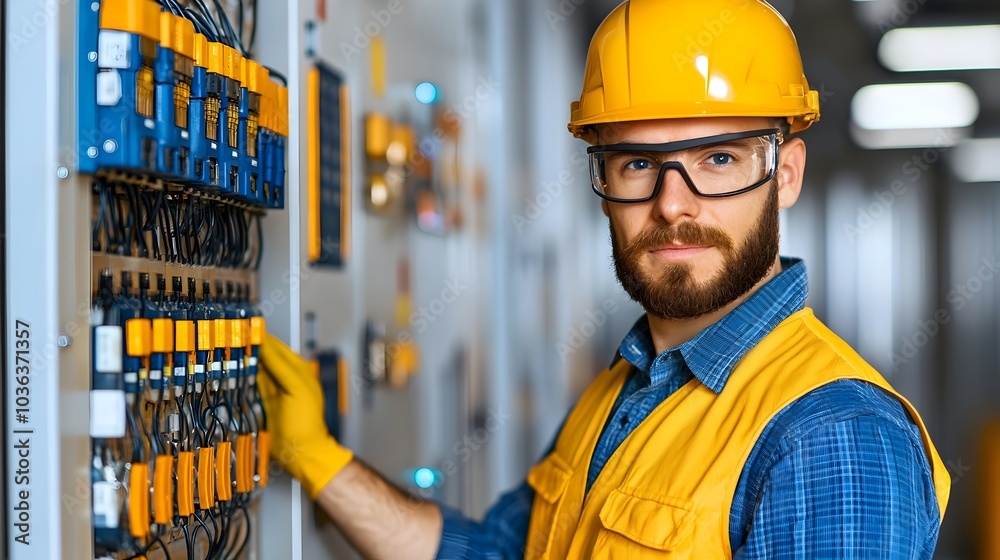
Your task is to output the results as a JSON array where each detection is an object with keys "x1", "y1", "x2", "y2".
[
  {"x1": 98, "y1": 30, "x2": 130, "y2": 69},
  {"x1": 149, "y1": 370, "x2": 162, "y2": 381},
  {"x1": 249, "y1": 356, "x2": 258, "y2": 367},
  {"x1": 232, "y1": 150, "x2": 239, "y2": 158},
  {"x1": 195, "y1": 364, "x2": 206, "y2": 374},
  {"x1": 227, "y1": 360, "x2": 237, "y2": 371},
  {"x1": 212, "y1": 362, "x2": 222, "y2": 372},
  {"x1": 96, "y1": 71, "x2": 123, "y2": 106},
  {"x1": 94, "y1": 326, "x2": 123, "y2": 373},
  {"x1": 173, "y1": 366, "x2": 185, "y2": 378},
  {"x1": 124, "y1": 372, "x2": 138, "y2": 383},
  {"x1": 93, "y1": 481, "x2": 120, "y2": 529},
  {"x1": 251, "y1": 159, "x2": 258, "y2": 167},
  {"x1": 211, "y1": 141, "x2": 218, "y2": 150},
  {"x1": 181, "y1": 130, "x2": 189, "y2": 139},
  {"x1": 90, "y1": 390, "x2": 126, "y2": 438}
]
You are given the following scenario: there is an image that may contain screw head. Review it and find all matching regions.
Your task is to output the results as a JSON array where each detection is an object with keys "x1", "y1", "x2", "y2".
[
  {"x1": 91, "y1": 2, "x2": 100, "y2": 11},
  {"x1": 88, "y1": 51, "x2": 97, "y2": 62},
  {"x1": 103, "y1": 139, "x2": 117, "y2": 153},
  {"x1": 87, "y1": 147, "x2": 98, "y2": 158},
  {"x1": 57, "y1": 166, "x2": 69, "y2": 179},
  {"x1": 57, "y1": 335, "x2": 72, "y2": 348}
]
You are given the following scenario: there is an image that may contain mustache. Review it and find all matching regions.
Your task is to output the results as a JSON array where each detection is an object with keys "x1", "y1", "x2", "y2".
[{"x1": 620, "y1": 221, "x2": 733, "y2": 261}]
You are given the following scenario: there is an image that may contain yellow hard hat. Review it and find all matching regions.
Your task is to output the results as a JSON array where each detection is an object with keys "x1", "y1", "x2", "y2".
[{"x1": 569, "y1": 0, "x2": 820, "y2": 142}]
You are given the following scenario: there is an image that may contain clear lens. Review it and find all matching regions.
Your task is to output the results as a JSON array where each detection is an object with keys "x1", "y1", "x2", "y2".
[{"x1": 590, "y1": 134, "x2": 776, "y2": 200}]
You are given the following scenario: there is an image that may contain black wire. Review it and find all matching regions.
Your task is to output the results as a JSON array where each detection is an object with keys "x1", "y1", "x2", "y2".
[
  {"x1": 152, "y1": 535, "x2": 173, "y2": 560},
  {"x1": 182, "y1": 521, "x2": 195, "y2": 560},
  {"x1": 126, "y1": 397, "x2": 143, "y2": 462},
  {"x1": 211, "y1": 0, "x2": 241, "y2": 52},
  {"x1": 231, "y1": 501, "x2": 252, "y2": 560},
  {"x1": 193, "y1": 0, "x2": 225, "y2": 44},
  {"x1": 184, "y1": 7, "x2": 220, "y2": 41},
  {"x1": 248, "y1": 0, "x2": 258, "y2": 54},
  {"x1": 253, "y1": 211, "x2": 264, "y2": 271},
  {"x1": 237, "y1": 0, "x2": 245, "y2": 52},
  {"x1": 262, "y1": 65, "x2": 286, "y2": 85}
]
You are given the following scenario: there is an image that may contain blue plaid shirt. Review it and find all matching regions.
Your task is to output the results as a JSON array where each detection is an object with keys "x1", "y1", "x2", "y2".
[{"x1": 436, "y1": 258, "x2": 941, "y2": 558}]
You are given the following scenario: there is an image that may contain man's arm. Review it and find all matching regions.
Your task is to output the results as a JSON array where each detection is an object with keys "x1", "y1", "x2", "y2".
[
  {"x1": 260, "y1": 333, "x2": 536, "y2": 559},
  {"x1": 315, "y1": 459, "x2": 443, "y2": 560},
  {"x1": 735, "y1": 413, "x2": 941, "y2": 559}
]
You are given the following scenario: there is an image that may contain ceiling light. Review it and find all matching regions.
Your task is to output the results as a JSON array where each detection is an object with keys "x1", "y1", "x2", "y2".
[
  {"x1": 879, "y1": 25, "x2": 1000, "y2": 72},
  {"x1": 851, "y1": 82, "x2": 979, "y2": 131}
]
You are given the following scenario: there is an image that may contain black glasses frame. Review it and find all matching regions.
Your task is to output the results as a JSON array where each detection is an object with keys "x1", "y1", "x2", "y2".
[{"x1": 586, "y1": 128, "x2": 783, "y2": 203}]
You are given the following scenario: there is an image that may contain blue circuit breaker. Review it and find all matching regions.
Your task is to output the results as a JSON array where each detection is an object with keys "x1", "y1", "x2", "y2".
[
  {"x1": 79, "y1": 0, "x2": 161, "y2": 174},
  {"x1": 211, "y1": 42, "x2": 243, "y2": 196},
  {"x1": 189, "y1": 33, "x2": 221, "y2": 189},
  {"x1": 239, "y1": 59, "x2": 263, "y2": 202},
  {"x1": 77, "y1": 0, "x2": 288, "y2": 208},
  {"x1": 154, "y1": 12, "x2": 195, "y2": 180}
]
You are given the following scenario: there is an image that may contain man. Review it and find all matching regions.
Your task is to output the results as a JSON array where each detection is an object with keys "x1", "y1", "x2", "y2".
[{"x1": 259, "y1": 0, "x2": 950, "y2": 557}]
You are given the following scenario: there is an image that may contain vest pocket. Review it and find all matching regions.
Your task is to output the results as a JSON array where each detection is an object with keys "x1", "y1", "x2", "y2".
[
  {"x1": 592, "y1": 489, "x2": 695, "y2": 559},
  {"x1": 525, "y1": 452, "x2": 573, "y2": 559}
]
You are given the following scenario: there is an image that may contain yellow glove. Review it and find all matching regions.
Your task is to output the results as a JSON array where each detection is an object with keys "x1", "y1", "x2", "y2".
[{"x1": 258, "y1": 333, "x2": 353, "y2": 498}]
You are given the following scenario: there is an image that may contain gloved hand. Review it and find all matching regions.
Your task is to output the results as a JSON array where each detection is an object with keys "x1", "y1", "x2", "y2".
[{"x1": 258, "y1": 333, "x2": 353, "y2": 498}]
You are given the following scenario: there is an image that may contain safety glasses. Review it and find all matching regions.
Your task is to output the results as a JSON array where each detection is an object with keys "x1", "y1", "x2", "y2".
[{"x1": 587, "y1": 128, "x2": 783, "y2": 203}]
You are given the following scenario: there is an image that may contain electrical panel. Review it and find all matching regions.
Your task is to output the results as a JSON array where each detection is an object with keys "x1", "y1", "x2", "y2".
[
  {"x1": 75, "y1": 0, "x2": 285, "y2": 557},
  {"x1": 307, "y1": 62, "x2": 350, "y2": 268},
  {"x1": 78, "y1": 0, "x2": 287, "y2": 208}
]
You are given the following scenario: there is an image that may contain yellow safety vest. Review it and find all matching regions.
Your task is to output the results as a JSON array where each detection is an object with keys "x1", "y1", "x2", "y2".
[{"x1": 524, "y1": 309, "x2": 950, "y2": 559}]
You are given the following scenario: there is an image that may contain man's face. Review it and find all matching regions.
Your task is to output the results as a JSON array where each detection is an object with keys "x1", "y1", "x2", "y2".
[{"x1": 600, "y1": 117, "x2": 803, "y2": 320}]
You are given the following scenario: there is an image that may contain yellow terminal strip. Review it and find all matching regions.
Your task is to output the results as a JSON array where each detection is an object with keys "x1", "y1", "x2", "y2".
[
  {"x1": 241, "y1": 318, "x2": 252, "y2": 356},
  {"x1": 235, "y1": 434, "x2": 253, "y2": 493},
  {"x1": 126, "y1": 319, "x2": 153, "y2": 357},
  {"x1": 223, "y1": 47, "x2": 243, "y2": 147},
  {"x1": 99, "y1": 0, "x2": 160, "y2": 40},
  {"x1": 230, "y1": 316, "x2": 244, "y2": 351},
  {"x1": 128, "y1": 463, "x2": 151, "y2": 538},
  {"x1": 169, "y1": 13, "x2": 195, "y2": 60},
  {"x1": 196, "y1": 35, "x2": 220, "y2": 142},
  {"x1": 196, "y1": 319, "x2": 214, "y2": 352},
  {"x1": 175, "y1": 320, "x2": 195, "y2": 353},
  {"x1": 250, "y1": 317, "x2": 266, "y2": 346},
  {"x1": 197, "y1": 447, "x2": 216, "y2": 509},
  {"x1": 277, "y1": 85, "x2": 289, "y2": 137},
  {"x1": 151, "y1": 318, "x2": 174, "y2": 354},
  {"x1": 338, "y1": 356, "x2": 351, "y2": 416},
  {"x1": 100, "y1": 0, "x2": 159, "y2": 118},
  {"x1": 222, "y1": 46, "x2": 242, "y2": 82},
  {"x1": 214, "y1": 317, "x2": 231, "y2": 359},
  {"x1": 207, "y1": 41, "x2": 227, "y2": 76},
  {"x1": 158, "y1": 12, "x2": 176, "y2": 51},
  {"x1": 257, "y1": 431, "x2": 271, "y2": 488},
  {"x1": 153, "y1": 455, "x2": 174, "y2": 525},
  {"x1": 193, "y1": 34, "x2": 210, "y2": 68},
  {"x1": 216, "y1": 441, "x2": 233, "y2": 501},
  {"x1": 177, "y1": 451, "x2": 196, "y2": 517},
  {"x1": 261, "y1": 80, "x2": 277, "y2": 134},
  {"x1": 244, "y1": 59, "x2": 263, "y2": 158}
]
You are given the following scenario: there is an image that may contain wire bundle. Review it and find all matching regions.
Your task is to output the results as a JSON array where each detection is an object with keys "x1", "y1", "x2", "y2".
[{"x1": 92, "y1": 180, "x2": 263, "y2": 271}]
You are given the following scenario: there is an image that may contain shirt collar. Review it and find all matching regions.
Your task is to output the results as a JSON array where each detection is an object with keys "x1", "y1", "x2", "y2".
[{"x1": 616, "y1": 257, "x2": 808, "y2": 394}]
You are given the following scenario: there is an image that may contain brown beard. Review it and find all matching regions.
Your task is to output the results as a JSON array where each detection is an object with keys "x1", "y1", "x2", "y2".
[{"x1": 611, "y1": 184, "x2": 780, "y2": 320}]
